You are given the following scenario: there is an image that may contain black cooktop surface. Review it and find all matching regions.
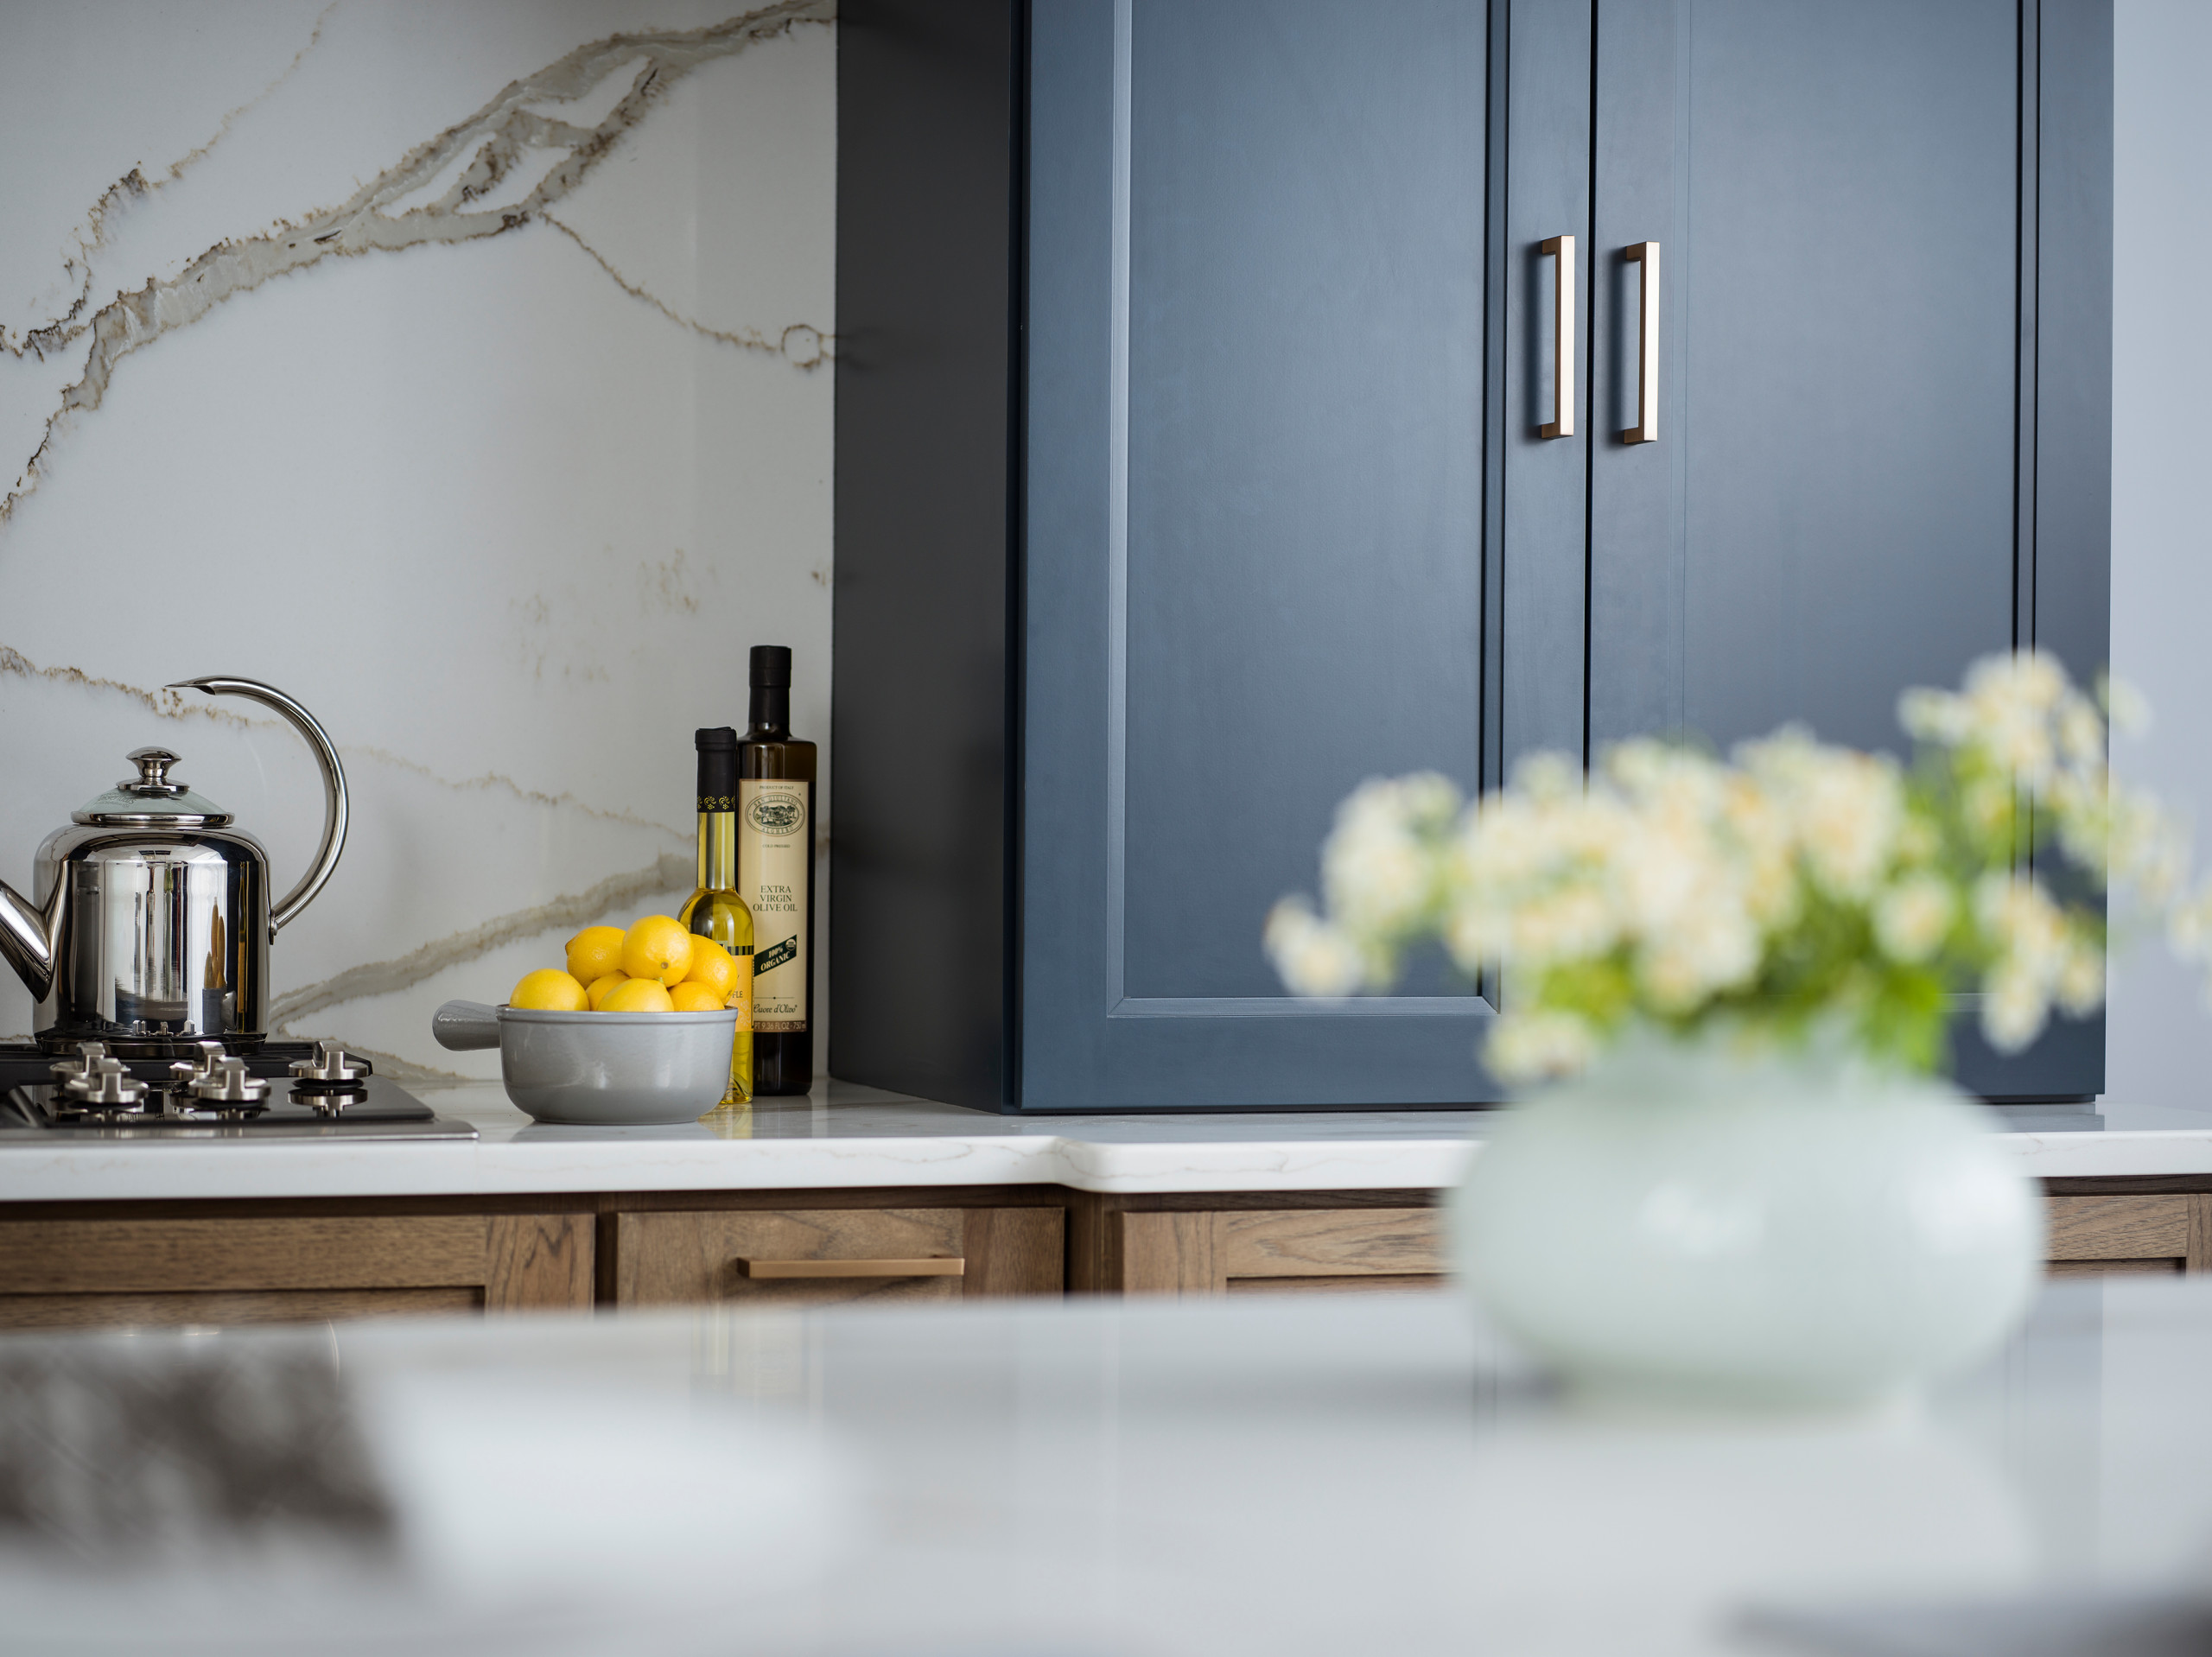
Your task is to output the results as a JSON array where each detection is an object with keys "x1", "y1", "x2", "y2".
[{"x1": 0, "y1": 1039, "x2": 475, "y2": 1141}]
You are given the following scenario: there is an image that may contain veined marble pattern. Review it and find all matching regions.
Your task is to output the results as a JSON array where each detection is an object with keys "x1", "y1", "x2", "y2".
[{"x1": 0, "y1": 2, "x2": 836, "y2": 1078}]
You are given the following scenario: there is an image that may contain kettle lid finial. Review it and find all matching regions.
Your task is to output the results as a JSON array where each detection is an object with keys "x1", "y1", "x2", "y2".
[{"x1": 124, "y1": 747, "x2": 182, "y2": 795}]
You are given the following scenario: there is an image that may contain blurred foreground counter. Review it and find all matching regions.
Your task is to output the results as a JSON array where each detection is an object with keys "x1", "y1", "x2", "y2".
[{"x1": 4, "y1": 1279, "x2": 2212, "y2": 1656}]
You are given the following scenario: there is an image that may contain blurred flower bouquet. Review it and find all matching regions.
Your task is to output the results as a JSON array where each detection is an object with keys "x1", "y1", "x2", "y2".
[{"x1": 1267, "y1": 651, "x2": 2204, "y2": 1085}]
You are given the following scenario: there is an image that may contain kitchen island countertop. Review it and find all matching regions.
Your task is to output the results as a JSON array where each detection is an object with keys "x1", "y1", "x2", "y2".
[
  {"x1": 3, "y1": 1079, "x2": 2212, "y2": 1203},
  {"x1": 7, "y1": 1279, "x2": 2211, "y2": 1655}
]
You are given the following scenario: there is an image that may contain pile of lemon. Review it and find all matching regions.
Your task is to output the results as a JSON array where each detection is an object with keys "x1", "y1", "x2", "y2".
[{"x1": 510, "y1": 915, "x2": 741, "y2": 1013}]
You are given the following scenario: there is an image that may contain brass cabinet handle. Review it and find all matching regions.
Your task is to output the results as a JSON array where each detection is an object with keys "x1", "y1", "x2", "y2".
[
  {"x1": 735, "y1": 1256, "x2": 966, "y2": 1279},
  {"x1": 1622, "y1": 241, "x2": 1660, "y2": 444},
  {"x1": 1538, "y1": 234, "x2": 1575, "y2": 438}
]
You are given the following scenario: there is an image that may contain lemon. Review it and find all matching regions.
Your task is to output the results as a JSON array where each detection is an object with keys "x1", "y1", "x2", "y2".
[
  {"x1": 601, "y1": 977, "x2": 675, "y2": 1013},
  {"x1": 565, "y1": 925, "x2": 627, "y2": 986},
  {"x1": 511, "y1": 968, "x2": 588, "y2": 1011},
  {"x1": 669, "y1": 981, "x2": 724, "y2": 1013},
  {"x1": 620, "y1": 914, "x2": 695, "y2": 987},
  {"x1": 682, "y1": 936, "x2": 739, "y2": 1002},
  {"x1": 585, "y1": 972, "x2": 632, "y2": 1010}
]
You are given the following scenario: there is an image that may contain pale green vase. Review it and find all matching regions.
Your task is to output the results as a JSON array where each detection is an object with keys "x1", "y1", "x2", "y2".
[{"x1": 1449, "y1": 1032, "x2": 2045, "y2": 1410}]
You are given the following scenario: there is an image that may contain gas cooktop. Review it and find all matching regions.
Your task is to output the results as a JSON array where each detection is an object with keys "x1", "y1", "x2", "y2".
[{"x1": 0, "y1": 1038, "x2": 475, "y2": 1142}]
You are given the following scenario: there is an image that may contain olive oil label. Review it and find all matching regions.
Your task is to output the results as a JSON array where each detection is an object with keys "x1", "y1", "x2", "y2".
[{"x1": 739, "y1": 779, "x2": 809, "y2": 1032}]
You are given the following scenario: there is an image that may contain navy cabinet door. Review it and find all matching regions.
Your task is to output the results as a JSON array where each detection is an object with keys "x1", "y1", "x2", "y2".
[
  {"x1": 1022, "y1": 0, "x2": 1515, "y2": 1108},
  {"x1": 1586, "y1": 0, "x2": 2109, "y2": 1098}
]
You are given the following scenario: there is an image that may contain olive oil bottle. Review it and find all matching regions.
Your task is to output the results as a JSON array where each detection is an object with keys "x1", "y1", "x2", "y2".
[
  {"x1": 737, "y1": 645, "x2": 817, "y2": 1095},
  {"x1": 679, "y1": 726, "x2": 754, "y2": 1107}
]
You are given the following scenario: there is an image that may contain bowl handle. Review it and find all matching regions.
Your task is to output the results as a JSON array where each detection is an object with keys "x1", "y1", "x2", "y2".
[{"x1": 431, "y1": 1000, "x2": 503, "y2": 1051}]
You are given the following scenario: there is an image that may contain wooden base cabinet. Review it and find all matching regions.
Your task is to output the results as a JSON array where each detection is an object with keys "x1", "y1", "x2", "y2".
[
  {"x1": 1076, "y1": 1187, "x2": 2212, "y2": 1296},
  {"x1": 2045, "y1": 1190, "x2": 2212, "y2": 1276},
  {"x1": 1070, "y1": 1194, "x2": 1450, "y2": 1298},
  {"x1": 3, "y1": 1182, "x2": 2209, "y2": 1330},
  {"x1": 608, "y1": 1199, "x2": 1065, "y2": 1309},
  {"x1": 0, "y1": 1207, "x2": 594, "y2": 1331}
]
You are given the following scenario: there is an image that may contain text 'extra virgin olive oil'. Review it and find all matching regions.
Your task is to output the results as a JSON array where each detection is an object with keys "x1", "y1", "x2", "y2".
[
  {"x1": 737, "y1": 645, "x2": 817, "y2": 1095},
  {"x1": 679, "y1": 726, "x2": 754, "y2": 1107}
]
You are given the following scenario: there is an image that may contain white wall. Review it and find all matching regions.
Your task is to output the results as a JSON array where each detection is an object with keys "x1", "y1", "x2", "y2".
[
  {"x1": 0, "y1": 3, "x2": 835, "y2": 1079},
  {"x1": 2107, "y1": 0, "x2": 2212, "y2": 1111}
]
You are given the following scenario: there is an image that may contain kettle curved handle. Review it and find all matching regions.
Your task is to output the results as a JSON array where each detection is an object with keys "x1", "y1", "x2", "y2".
[{"x1": 166, "y1": 676, "x2": 348, "y2": 942}]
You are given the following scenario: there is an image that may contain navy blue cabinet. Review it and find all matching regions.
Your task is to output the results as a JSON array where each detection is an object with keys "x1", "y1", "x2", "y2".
[{"x1": 833, "y1": 0, "x2": 2112, "y2": 1111}]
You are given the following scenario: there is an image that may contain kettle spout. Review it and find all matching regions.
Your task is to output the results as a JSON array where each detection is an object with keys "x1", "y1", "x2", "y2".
[{"x1": 0, "y1": 879, "x2": 61, "y2": 1003}]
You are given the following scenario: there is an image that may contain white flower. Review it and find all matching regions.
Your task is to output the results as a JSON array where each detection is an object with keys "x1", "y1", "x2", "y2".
[
  {"x1": 2056, "y1": 693, "x2": 2105, "y2": 770},
  {"x1": 1984, "y1": 964, "x2": 2050, "y2": 1051},
  {"x1": 2056, "y1": 939, "x2": 2105, "y2": 1018},
  {"x1": 1484, "y1": 1008, "x2": 1599, "y2": 1082},
  {"x1": 1974, "y1": 873, "x2": 2086, "y2": 1050},
  {"x1": 1635, "y1": 908, "x2": 1760, "y2": 1011},
  {"x1": 1873, "y1": 873, "x2": 1955, "y2": 963},
  {"x1": 1737, "y1": 729, "x2": 1904, "y2": 900},
  {"x1": 2100, "y1": 672, "x2": 2152, "y2": 739},
  {"x1": 1263, "y1": 899, "x2": 1369, "y2": 998},
  {"x1": 2168, "y1": 879, "x2": 2212, "y2": 963},
  {"x1": 1899, "y1": 686, "x2": 1974, "y2": 746},
  {"x1": 2107, "y1": 787, "x2": 2189, "y2": 904},
  {"x1": 1318, "y1": 774, "x2": 1459, "y2": 939}
]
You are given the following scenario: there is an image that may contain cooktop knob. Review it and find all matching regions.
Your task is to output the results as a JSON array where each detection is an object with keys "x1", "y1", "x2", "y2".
[
  {"x1": 193, "y1": 1057, "x2": 270, "y2": 1106},
  {"x1": 74, "y1": 1057, "x2": 149, "y2": 1111},
  {"x1": 50, "y1": 1040, "x2": 111, "y2": 1089},
  {"x1": 168, "y1": 1040, "x2": 226, "y2": 1089},
  {"x1": 289, "y1": 1039, "x2": 365, "y2": 1084}
]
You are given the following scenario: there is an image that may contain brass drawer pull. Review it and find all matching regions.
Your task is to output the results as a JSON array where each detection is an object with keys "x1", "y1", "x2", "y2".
[
  {"x1": 735, "y1": 1256, "x2": 966, "y2": 1279},
  {"x1": 1621, "y1": 241, "x2": 1660, "y2": 444},
  {"x1": 1538, "y1": 233, "x2": 1575, "y2": 438}
]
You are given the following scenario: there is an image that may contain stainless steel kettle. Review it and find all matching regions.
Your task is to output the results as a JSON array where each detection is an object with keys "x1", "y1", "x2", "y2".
[{"x1": 0, "y1": 677, "x2": 347, "y2": 1053}]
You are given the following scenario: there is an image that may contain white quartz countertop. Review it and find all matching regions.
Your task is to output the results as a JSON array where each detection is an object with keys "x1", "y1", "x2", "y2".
[
  {"x1": 5, "y1": 1078, "x2": 2212, "y2": 1203},
  {"x1": 8, "y1": 1279, "x2": 2212, "y2": 1655}
]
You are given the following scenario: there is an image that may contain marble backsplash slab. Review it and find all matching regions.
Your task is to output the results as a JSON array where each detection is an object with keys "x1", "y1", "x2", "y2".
[{"x1": 0, "y1": 1, "x2": 836, "y2": 1079}]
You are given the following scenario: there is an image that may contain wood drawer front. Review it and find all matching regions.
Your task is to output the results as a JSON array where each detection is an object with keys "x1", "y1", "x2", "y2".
[
  {"x1": 1223, "y1": 1209, "x2": 1445, "y2": 1279},
  {"x1": 614, "y1": 1207, "x2": 1064, "y2": 1308},
  {"x1": 0, "y1": 1214, "x2": 591, "y2": 1328},
  {"x1": 2045, "y1": 1194, "x2": 2207, "y2": 1270},
  {"x1": 1116, "y1": 1208, "x2": 1447, "y2": 1296},
  {"x1": 0, "y1": 1287, "x2": 484, "y2": 1331}
]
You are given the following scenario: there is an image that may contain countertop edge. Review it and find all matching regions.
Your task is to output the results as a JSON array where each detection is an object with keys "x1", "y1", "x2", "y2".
[{"x1": 2, "y1": 1125, "x2": 2209, "y2": 1203}]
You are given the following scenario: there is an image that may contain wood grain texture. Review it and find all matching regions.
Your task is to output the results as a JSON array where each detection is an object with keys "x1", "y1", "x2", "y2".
[
  {"x1": 1066, "y1": 1193, "x2": 1110, "y2": 1294},
  {"x1": 0, "y1": 1216, "x2": 488, "y2": 1294},
  {"x1": 962, "y1": 1207, "x2": 1065, "y2": 1297},
  {"x1": 1221, "y1": 1208, "x2": 1446, "y2": 1279},
  {"x1": 1226, "y1": 1274, "x2": 1451, "y2": 1297},
  {"x1": 1114, "y1": 1211, "x2": 1226, "y2": 1296},
  {"x1": 2190, "y1": 1195, "x2": 2212, "y2": 1273},
  {"x1": 2046, "y1": 1194, "x2": 2190, "y2": 1261},
  {"x1": 485, "y1": 1214, "x2": 594, "y2": 1311},
  {"x1": 614, "y1": 1208, "x2": 1057, "y2": 1309},
  {"x1": 2047, "y1": 1258, "x2": 2184, "y2": 1279},
  {"x1": 0, "y1": 1286, "x2": 480, "y2": 1330}
]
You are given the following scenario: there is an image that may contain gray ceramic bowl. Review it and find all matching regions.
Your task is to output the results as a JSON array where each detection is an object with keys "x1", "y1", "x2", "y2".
[{"x1": 431, "y1": 999, "x2": 741, "y2": 1126}]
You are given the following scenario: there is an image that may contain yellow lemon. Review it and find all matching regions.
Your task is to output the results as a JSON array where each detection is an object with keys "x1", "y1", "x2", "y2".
[
  {"x1": 601, "y1": 976, "x2": 675, "y2": 1013},
  {"x1": 585, "y1": 972, "x2": 632, "y2": 1010},
  {"x1": 620, "y1": 914, "x2": 695, "y2": 987},
  {"x1": 682, "y1": 936, "x2": 739, "y2": 1001},
  {"x1": 565, "y1": 925, "x2": 627, "y2": 986},
  {"x1": 511, "y1": 968, "x2": 588, "y2": 1011},
  {"x1": 669, "y1": 981, "x2": 724, "y2": 1013}
]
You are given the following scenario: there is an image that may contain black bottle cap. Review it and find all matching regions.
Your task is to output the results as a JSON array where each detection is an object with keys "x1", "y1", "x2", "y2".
[
  {"x1": 749, "y1": 645, "x2": 792, "y2": 689},
  {"x1": 695, "y1": 727, "x2": 739, "y2": 803}
]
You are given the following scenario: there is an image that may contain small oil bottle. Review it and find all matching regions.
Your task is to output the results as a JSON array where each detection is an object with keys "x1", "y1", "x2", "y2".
[{"x1": 680, "y1": 727, "x2": 754, "y2": 1106}]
